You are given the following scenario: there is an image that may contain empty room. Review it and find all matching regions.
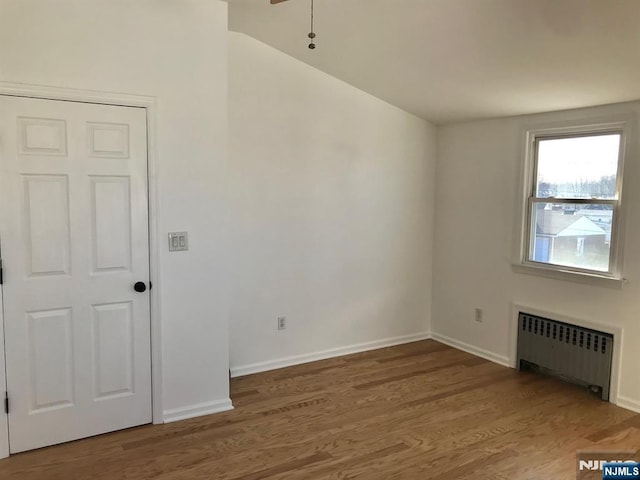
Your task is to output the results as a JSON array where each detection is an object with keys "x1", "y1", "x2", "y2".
[{"x1": 0, "y1": 1, "x2": 639, "y2": 479}]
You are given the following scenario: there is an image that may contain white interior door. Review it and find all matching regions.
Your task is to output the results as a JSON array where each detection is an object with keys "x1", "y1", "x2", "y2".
[{"x1": 0, "y1": 96, "x2": 151, "y2": 453}]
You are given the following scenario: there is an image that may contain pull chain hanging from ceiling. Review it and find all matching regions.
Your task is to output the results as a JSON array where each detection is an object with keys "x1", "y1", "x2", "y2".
[{"x1": 308, "y1": 0, "x2": 316, "y2": 49}]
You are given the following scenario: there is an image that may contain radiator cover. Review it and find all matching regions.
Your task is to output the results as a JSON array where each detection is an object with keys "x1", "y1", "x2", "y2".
[{"x1": 517, "y1": 312, "x2": 613, "y2": 401}]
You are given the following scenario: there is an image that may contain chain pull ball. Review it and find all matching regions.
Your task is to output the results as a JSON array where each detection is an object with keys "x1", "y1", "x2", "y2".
[{"x1": 308, "y1": 0, "x2": 316, "y2": 49}]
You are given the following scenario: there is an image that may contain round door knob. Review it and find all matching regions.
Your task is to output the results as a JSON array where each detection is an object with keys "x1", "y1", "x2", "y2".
[{"x1": 134, "y1": 282, "x2": 147, "y2": 293}]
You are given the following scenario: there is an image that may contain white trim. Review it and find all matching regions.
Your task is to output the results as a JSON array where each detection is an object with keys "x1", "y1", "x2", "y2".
[
  {"x1": 616, "y1": 395, "x2": 640, "y2": 414},
  {"x1": 430, "y1": 332, "x2": 511, "y2": 368},
  {"x1": 0, "y1": 81, "x2": 158, "y2": 109},
  {"x1": 0, "y1": 82, "x2": 164, "y2": 459},
  {"x1": 230, "y1": 332, "x2": 431, "y2": 378},
  {"x1": 142, "y1": 96, "x2": 164, "y2": 426},
  {"x1": 163, "y1": 399, "x2": 234, "y2": 424},
  {"x1": 509, "y1": 303, "x2": 623, "y2": 405},
  {"x1": 511, "y1": 263, "x2": 625, "y2": 289},
  {"x1": 0, "y1": 280, "x2": 8, "y2": 460},
  {"x1": 512, "y1": 112, "x2": 637, "y2": 287}
]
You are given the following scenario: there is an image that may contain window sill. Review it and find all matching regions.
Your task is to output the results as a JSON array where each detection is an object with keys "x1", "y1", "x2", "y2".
[{"x1": 511, "y1": 263, "x2": 626, "y2": 289}]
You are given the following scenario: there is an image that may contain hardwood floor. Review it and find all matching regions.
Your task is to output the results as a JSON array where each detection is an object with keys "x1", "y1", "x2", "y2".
[{"x1": 1, "y1": 340, "x2": 639, "y2": 479}]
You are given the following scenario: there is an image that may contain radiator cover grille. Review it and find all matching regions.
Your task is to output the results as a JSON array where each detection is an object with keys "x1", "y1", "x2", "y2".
[{"x1": 517, "y1": 312, "x2": 613, "y2": 400}]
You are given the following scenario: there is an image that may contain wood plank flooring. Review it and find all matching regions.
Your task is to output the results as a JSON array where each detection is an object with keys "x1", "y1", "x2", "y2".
[{"x1": 1, "y1": 340, "x2": 639, "y2": 479}]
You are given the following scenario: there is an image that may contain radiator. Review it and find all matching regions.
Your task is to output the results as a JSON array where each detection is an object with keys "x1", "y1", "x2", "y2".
[{"x1": 517, "y1": 312, "x2": 613, "y2": 401}]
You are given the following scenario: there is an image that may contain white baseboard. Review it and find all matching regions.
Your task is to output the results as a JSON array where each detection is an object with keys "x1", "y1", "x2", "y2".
[
  {"x1": 616, "y1": 395, "x2": 640, "y2": 414},
  {"x1": 162, "y1": 398, "x2": 234, "y2": 423},
  {"x1": 230, "y1": 332, "x2": 432, "y2": 378},
  {"x1": 430, "y1": 332, "x2": 511, "y2": 368}
]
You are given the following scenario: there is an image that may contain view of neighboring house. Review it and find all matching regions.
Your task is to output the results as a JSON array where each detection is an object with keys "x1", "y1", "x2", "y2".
[
  {"x1": 533, "y1": 209, "x2": 609, "y2": 271},
  {"x1": 576, "y1": 204, "x2": 614, "y2": 240}
]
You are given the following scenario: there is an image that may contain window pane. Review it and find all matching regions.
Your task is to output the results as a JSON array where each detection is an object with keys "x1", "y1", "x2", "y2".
[
  {"x1": 529, "y1": 203, "x2": 612, "y2": 272},
  {"x1": 536, "y1": 134, "x2": 621, "y2": 199}
]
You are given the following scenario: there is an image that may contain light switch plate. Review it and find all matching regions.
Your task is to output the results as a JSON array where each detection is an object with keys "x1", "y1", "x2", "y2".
[{"x1": 168, "y1": 232, "x2": 188, "y2": 252}]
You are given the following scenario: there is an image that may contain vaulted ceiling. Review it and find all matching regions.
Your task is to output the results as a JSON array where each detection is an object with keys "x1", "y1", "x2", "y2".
[{"x1": 228, "y1": 0, "x2": 640, "y2": 124}]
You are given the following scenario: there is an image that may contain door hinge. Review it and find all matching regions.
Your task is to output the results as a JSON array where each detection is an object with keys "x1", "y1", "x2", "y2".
[{"x1": 4, "y1": 392, "x2": 7, "y2": 415}]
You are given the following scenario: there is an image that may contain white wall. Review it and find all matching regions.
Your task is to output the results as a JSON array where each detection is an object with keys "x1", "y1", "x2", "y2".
[
  {"x1": 228, "y1": 33, "x2": 436, "y2": 373},
  {"x1": 432, "y1": 101, "x2": 640, "y2": 411},
  {"x1": 0, "y1": 0, "x2": 231, "y2": 420}
]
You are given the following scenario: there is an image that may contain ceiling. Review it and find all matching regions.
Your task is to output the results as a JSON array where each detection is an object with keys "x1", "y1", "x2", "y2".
[{"x1": 227, "y1": 0, "x2": 640, "y2": 124}]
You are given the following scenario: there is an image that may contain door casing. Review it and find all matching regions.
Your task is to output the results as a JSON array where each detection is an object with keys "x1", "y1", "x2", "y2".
[{"x1": 0, "y1": 82, "x2": 164, "y2": 459}]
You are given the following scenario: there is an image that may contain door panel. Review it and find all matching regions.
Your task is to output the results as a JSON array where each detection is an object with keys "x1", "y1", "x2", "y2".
[
  {"x1": 91, "y1": 176, "x2": 132, "y2": 273},
  {"x1": 0, "y1": 96, "x2": 151, "y2": 453},
  {"x1": 92, "y1": 302, "x2": 134, "y2": 401},
  {"x1": 23, "y1": 175, "x2": 71, "y2": 276},
  {"x1": 27, "y1": 308, "x2": 74, "y2": 412}
]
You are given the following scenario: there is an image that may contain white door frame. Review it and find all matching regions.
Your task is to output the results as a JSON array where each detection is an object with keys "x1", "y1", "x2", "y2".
[{"x1": 0, "y1": 82, "x2": 164, "y2": 459}]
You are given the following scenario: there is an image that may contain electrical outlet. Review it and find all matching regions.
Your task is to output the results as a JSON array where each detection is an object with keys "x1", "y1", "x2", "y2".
[
  {"x1": 277, "y1": 316, "x2": 286, "y2": 331},
  {"x1": 475, "y1": 308, "x2": 483, "y2": 323}
]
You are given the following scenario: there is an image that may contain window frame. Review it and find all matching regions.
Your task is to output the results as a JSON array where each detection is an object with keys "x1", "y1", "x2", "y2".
[{"x1": 515, "y1": 117, "x2": 633, "y2": 286}]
